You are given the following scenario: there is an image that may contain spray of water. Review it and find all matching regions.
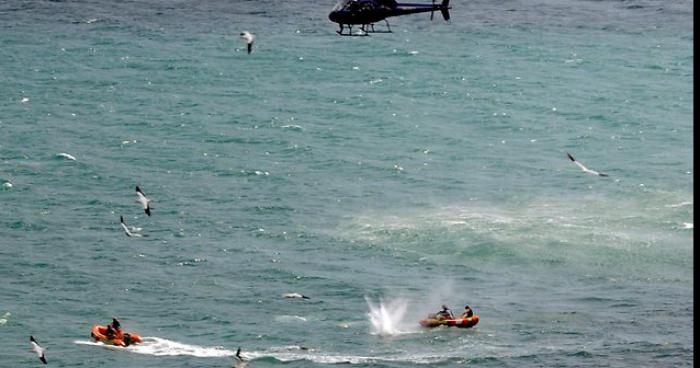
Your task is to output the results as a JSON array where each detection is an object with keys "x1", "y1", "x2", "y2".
[
  {"x1": 365, "y1": 296, "x2": 413, "y2": 335},
  {"x1": 365, "y1": 281, "x2": 464, "y2": 336}
]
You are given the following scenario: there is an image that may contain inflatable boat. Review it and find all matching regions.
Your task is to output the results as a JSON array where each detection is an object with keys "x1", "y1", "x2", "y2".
[
  {"x1": 90, "y1": 324, "x2": 142, "y2": 347},
  {"x1": 419, "y1": 315, "x2": 479, "y2": 328}
]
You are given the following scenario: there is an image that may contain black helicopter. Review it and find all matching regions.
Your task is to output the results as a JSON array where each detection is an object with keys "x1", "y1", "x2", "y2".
[{"x1": 328, "y1": 0, "x2": 451, "y2": 36}]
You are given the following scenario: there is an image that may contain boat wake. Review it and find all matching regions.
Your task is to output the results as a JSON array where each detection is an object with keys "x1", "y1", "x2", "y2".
[
  {"x1": 75, "y1": 339, "x2": 457, "y2": 364},
  {"x1": 74, "y1": 337, "x2": 236, "y2": 357}
]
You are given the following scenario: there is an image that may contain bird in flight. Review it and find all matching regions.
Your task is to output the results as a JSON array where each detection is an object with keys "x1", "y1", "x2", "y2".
[
  {"x1": 135, "y1": 186, "x2": 152, "y2": 216},
  {"x1": 120, "y1": 216, "x2": 145, "y2": 237},
  {"x1": 566, "y1": 152, "x2": 608, "y2": 177},
  {"x1": 240, "y1": 31, "x2": 255, "y2": 54},
  {"x1": 30, "y1": 336, "x2": 47, "y2": 365}
]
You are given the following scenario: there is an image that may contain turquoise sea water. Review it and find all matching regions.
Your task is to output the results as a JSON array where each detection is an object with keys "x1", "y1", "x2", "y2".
[{"x1": 0, "y1": 0, "x2": 693, "y2": 367}]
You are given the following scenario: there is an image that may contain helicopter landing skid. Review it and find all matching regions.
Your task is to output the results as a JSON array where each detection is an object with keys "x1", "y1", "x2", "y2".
[
  {"x1": 337, "y1": 24, "x2": 369, "y2": 36},
  {"x1": 336, "y1": 20, "x2": 392, "y2": 36},
  {"x1": 367, "y1": 20, "x2": 393, "y2": 33}
]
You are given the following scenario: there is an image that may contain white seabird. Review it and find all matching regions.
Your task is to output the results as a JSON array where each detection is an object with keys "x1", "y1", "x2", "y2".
[
  {"x1": 233, "y1": 347, "x2": 248, "y2": 368},
  {"x1": 120, "y1": 216, "x2": 145, "y2": 237},
  {"x1": 30, "y1": 336, "x2": 47, "y2": 365},
  {"x1": 567, "y1": 152, "x2": 608, "y2": 177},
  {"x1": 135, "y1": 186, "x2": 152, "y2": 216},
  {"x1": 240, "y1": 31, "x2": 255, "y2": 54},
  {"x1": 283, "y1": 292, "x2": 310, "y2": 299}
]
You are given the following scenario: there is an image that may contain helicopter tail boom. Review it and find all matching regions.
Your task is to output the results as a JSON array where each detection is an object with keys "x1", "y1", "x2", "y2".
[{"x1": 440, "y1": 0, "x2": 450, "y2": 21}]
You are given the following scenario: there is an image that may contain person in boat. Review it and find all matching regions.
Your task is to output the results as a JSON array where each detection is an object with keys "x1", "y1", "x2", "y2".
[
  {"x1": 102, "y1": 318, "x2": 123, "y2": 342},
  {"x1": 435, "y1": 304, "x2": 454, "y2": 320},
  {"x1": 111, "y1": 318, "x2": 124, "y2": 341},
  {"x1": 105, "y1": 324, "x2": 116, "y2": 339},
  {"x1": 460, "y1": 305, "x2": 474, "y2": 318}
]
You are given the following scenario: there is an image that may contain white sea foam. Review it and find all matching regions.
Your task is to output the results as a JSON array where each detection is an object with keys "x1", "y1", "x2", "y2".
[
  {"x1": 74, "y1": 339, "x2": 452, "y2": 364},
  {"x1": 75, "y1": 337, "x2": 236, "y2": 357},
  {"x1": 274, "y1": 315, "x2": 308, "y2": 323},
  {"x1": 665, "y1": 201, "x2": 692, "y2": 208},
  {"x1": 252, "y1": 348, "x2": 452, "y2": 365}
]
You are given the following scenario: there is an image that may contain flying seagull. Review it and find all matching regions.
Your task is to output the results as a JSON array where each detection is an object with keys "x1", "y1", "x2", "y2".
[
  {"x1": 283, "y1": 292, "x2": 310, "y2": 299},
  {"x1": 240, "y1": 31, "x2": 255, "y2": 54},
  {"x1": 233, "y1": 347, "x2": 248, "y2": 368},
  {"x1": 135, "y1": 186, "x2": 152, "y2": 216},
  {"x1": 566, "y1": 152, "x2": 608, "y2": 177},
  {"x1": 30, "y1": 336, "x2": 47, "y2": 365},
  {"x1": 120, "y1": 216, "x2": 145, "y2": 238}
]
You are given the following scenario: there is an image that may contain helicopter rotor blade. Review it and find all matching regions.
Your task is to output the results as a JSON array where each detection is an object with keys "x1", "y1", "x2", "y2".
[{"x1": 431, "y1": 0, "x2": 435, "y2": 20}]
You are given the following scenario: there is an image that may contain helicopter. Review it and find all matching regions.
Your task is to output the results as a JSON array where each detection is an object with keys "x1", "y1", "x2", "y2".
[{"x1": 328, "y1": 0, "x2": 451, "y2": 36}]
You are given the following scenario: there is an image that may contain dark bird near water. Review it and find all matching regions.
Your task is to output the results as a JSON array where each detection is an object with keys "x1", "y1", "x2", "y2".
[{"x1": 233, "y1": 347, "x2": 248, "y2": 368}]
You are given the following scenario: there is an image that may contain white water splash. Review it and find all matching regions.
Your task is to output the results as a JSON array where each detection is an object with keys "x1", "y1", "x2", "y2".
[
  {"x1": 75, "y1": 337, "x2": 236, "y2": 357},
  {"x1": 366, "y1": 297, "x2": 412, "y2": 336}
]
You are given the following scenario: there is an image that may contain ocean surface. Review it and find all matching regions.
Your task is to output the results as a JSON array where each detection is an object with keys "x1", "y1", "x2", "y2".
[{"x1": 0, "y1": 0, "x2": 693, "y2": 367}]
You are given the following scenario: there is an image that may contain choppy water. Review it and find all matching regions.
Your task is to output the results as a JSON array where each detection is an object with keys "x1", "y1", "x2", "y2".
[{"x1": 0, "y1": 0, "x2": 693, "y2": 367}]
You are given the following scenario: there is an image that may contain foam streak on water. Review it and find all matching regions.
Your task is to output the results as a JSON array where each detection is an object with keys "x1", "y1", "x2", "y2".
[
  {"x1": 74, "y1": 339, "x2": 457, "y2": 364},
  {"x1": 75, "y1": 337, "x2": 236, "y2": 357}
]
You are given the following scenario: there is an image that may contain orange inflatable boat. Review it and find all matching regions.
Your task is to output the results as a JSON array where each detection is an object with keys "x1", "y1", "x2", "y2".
[
  {"x1": 91, "y1": 324, "x2": 142, "y2": 347},
  {"x1": 419, "y1": 315, "x2": 479, "y2": 328}
]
